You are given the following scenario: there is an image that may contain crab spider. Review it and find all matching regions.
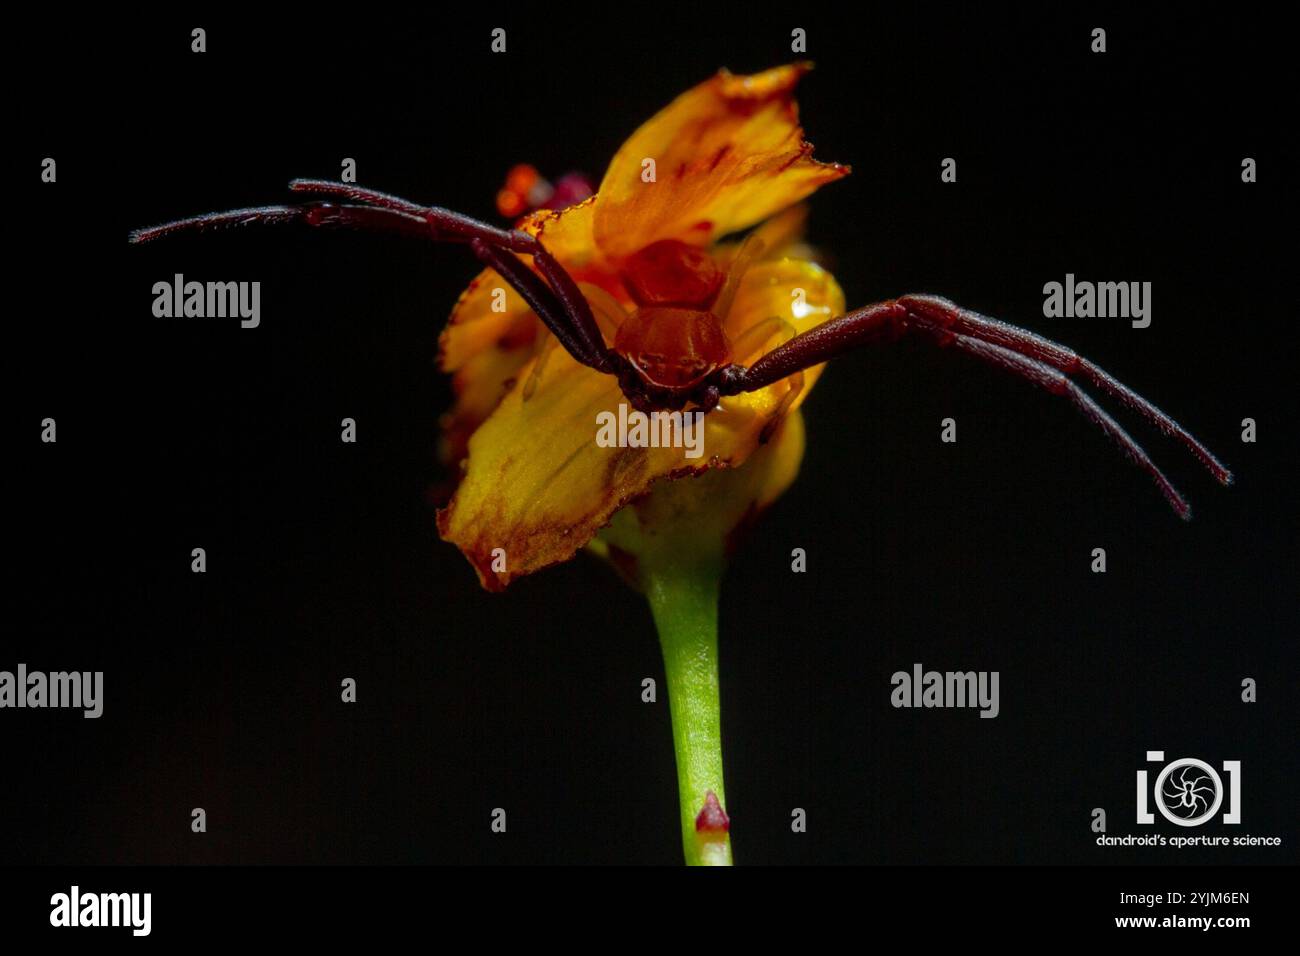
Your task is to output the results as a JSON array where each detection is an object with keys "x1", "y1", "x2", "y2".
[{"x1": 130, "y1": 178, "x2": 1233, "y2": 519}]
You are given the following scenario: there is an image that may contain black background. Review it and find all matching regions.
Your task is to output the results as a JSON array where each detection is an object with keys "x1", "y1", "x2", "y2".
[{"x1": 10, "y1": 8, "x2": 1295, "y2": 868}]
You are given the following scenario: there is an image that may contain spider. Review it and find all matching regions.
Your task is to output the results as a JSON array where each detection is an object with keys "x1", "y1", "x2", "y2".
[
  {"x1": 130, "y1": 178, "x2": 1232, "y2": 518},
  {"x1": 1162, "y1": 766, "x2": 1217, "y2": 817}
]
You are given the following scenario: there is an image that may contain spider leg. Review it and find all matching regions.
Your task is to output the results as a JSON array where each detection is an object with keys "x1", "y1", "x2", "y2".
[
  {"x1": 730, "y1": 315, "x2": 792, "y2": 362},
  {"x1": 294, "y1": 179, "x2": 610, "y2": 363},
  {"x1": 722, "y1": 301, "x2": 907, "y2": 391},
  {"x1": 469, "y1": 240, "x2": 611, "y2": 372},
  {"x1": 720, "y1": 298, "x2": 1223, "y2": 518},
  {"x1": 128, "y1": 202, "x2": 432, "y2": 244},
  {"x1": 523, "y1": 284, "x2": 626, "y2": 401},
  {"x1": 130, "y1": 181, "x2": 613, "y2": 374},
  {"x1": 760, "y1": 370, "x2": 804, "y2": 444},
  {"x1": 522, "y1": 329, "x2": 562, "y2": 401},
  {"x1": 286, "y1": 179, "x2": 430, "y2": 216},
  {"x1": 713, "y1": 233, "x2": 767, "y2": 322},
  {"x1": 288, "y1": 178, "x2": 529, "y2": 248},
  {"x1": 946, "y1": 333, "x2": 1192, "y2": 518},
  {"x1": 900, "y1": 295, "x2": 1233, "y2": 486}
]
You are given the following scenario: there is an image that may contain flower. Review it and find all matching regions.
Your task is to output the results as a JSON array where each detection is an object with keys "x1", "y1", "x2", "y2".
[{"x1": 436, "y1": 63, "x2": 849, "y2": 590}]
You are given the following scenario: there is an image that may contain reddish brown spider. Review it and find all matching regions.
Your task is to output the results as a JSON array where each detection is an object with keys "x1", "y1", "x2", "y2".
[{"x1": 130, "y1": 178, "x2": 1233, "y2": 519}]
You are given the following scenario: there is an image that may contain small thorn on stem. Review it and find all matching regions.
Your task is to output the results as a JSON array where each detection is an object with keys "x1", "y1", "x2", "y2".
[{"x1": 694, "y1": 790, "x2": 730, "y2": 834}]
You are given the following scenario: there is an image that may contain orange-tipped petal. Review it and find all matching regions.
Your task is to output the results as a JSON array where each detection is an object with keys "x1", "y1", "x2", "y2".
[{"x1": 592, "y1": 64, "x2": 848, "y2": 259}]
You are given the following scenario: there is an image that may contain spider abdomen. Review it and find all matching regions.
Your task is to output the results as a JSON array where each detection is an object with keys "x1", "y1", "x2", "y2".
[
  {"x1": 622, "y1": 238, "x2": 723, "y2": 308},
  {"x1": 613, "y1": 306, "x2": 731, "y2": 390}
]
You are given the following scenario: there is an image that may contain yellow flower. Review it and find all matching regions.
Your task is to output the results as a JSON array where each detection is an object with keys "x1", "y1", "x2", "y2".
[{"x1": 436, "y1": 64, "x2": 849, "y2": 590}]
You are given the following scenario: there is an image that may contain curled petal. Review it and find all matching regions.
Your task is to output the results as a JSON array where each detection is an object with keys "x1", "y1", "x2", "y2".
[
  {"x1": 593, "y1": 64, "x2": 848, "y2": 259},
  {"x1": 517, "y1": 195, "x2": 602, "y2": 272}
]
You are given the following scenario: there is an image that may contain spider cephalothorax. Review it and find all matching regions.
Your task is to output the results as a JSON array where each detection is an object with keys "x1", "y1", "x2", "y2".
[
  {"x1": 606, "y1": 238, "x2": 753, "y2": 413},
  {"x1": 130, "y1": 178, "x2": 1231, "y2": 518}
]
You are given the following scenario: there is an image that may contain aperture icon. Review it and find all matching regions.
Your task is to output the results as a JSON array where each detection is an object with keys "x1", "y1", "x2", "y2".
[
  {"x1": 1155, "y1": 758, "x2": 1223, "y2": 826},
  {"x1": 1137, "y1": 752, "x2": 1241, "y2": 827}
]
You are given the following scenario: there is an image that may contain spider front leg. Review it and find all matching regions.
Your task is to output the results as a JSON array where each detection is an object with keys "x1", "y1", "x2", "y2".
[
  {"x1": 283, "y1": 181, "x2": 612, "y2": 367},
  {"x1": 129, "y1": 179, "x2": 614, "y2": 374},
  {"x1": 128, "y1": 200, "x2": 434, "y2": 244},
  {"x1": 467, "y1": 240, "x2": 613, "y2": 373},
  {"x1": 717, "y1": 298, "x2": 1231, "y2": 519}
]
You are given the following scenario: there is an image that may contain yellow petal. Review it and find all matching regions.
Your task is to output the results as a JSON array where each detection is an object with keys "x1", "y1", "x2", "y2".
[
  {"x1": 436, "y1": 356, "x2": 796, "y2": 589},
  {"x1": 590, "y1": 407, "x2": 806, "y2": 581},
  {"x1": 592, "y1": 64, "x2": 848, "y2": 259},
  {"x1": 723, "y1": 255, "x2": 845, "y2": 400},
  {"x1": 438, "y1": 351, "x2": 686, "y2": 589},
  {"x1": 517, "y1": 195, "x2": 602, "y2": 272},
  {"x1": 436, "y1": 270, "x2": 541, "y2": 465},
  {"x1": 437, "y1": 254, "x2": 844, "y2": 590},
  {"x1": 438, "y1": 268, "x2": 538, "y2": 374},
  {"x1": 439, "y1": 340, "x2": 537, "y2": 468}
]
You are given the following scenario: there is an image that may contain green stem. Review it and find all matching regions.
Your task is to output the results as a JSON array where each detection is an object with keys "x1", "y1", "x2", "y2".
[{"x1": 644, "y1": 559, "x2": 732, "y2": 866}]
